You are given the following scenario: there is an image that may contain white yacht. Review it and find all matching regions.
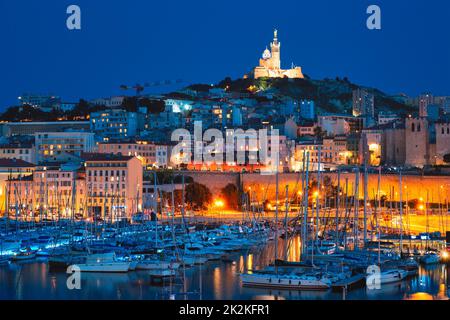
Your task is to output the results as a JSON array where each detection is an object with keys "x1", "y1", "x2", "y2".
[
  {"x1": 11, "y1": 248, "x2": 37, "y2": 261},
  {"x1": 1, "y1": 238, "x2": 21, "y2": 253},
  {"x1": 77, "y1": 252, "x2": 131, "y2": 273},
  {"x1": 240, "y1": 273, "x2": 332, "y2": 290},
  {"x1": 420, "y1": 252, "x2": 440, "y2": 265},
  {"x1": 366, "y1": 269, "x2": 408, "y2": 286},
  {"x1": 136, "y1": 259, "x2": 180, "y2": 270}
]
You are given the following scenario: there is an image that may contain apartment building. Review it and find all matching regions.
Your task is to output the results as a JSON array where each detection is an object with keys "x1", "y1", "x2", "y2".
[
  {"x1": 83, "y1": 153, "x2": 143, "y2": 219},
  {"x1": 35, "y1": 131, "x2": 95, "y2": 163}
]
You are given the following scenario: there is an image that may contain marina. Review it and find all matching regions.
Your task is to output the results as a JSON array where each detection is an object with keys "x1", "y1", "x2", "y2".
[
  {"x1": 1, "y1": 157, "x2": 450, "y2": 300},
  {"x1": 1, "y1": 5, "x2": 450, "y2": 306},
  {"x1": 1, "y1": 234, "x2": 450, "y2": 300}
]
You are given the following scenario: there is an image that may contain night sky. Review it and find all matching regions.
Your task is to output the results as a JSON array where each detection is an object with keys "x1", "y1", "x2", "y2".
[{"x1": 1, "y1": 0, "x2": 449, "y2": 109}]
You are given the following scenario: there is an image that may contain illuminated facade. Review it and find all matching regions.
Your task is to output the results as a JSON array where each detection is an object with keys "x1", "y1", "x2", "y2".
[
  {"x1": 98, "y1": 141, "x2": 170, "y2": 168},
  {"x1": 0, "y1": 143, "x2": 36, "y2": 164},
  {"x1": 84, "y1": 154, "x2": 143, "y2": 219},
  {"x1": 34, "y1": 131, "x2": 95, "y2": 164},
  {"x1": 4, "y1": 164, "x2": 87, "y2": 219},
  {"x1": 434, "y1": 122, "x2": 450, "y2": 165},
  {"x1": 360, "y1": 129, "x2": 382, "y2": 166},
  {"x1": 90, "y1": 109, "x2": 138, "y2": 141},
  {"x1": 0, "y1": 159, "x2": 35, "y2": 215},
  {"x1": 252, "y1": 30, "x2": 304, "y2": 79}
]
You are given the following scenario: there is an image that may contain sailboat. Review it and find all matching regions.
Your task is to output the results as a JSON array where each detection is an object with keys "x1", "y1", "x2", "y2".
[
  {"x1": 0, "y1": 255, "x2": 9, "y2": 265},
  {"x1": 240, "y1": 153, "x2": 332, "y2": 290},
  {"x1": 240, "y1": 272, "x2": 332, "y2": 290},
  {"x1": 76, "y1": 252, "x2": 131, "y2": 272},
  {"x1": 135, "y1": 255, "x2": 180, "y2": 270},
  {"x1": 419, "y1": 191, "x2": 441, "y2": 265},
  {"x1": 11, "y1": 247, "x2": 37, "y2": 261},
  {"x1": 367, "y1": 268, "x2": 408, "y2": 286},
  {"x1": 365, "y1": 167, "x2": 409, "y2": 285},
  {"x1": 0, "y1": 236, "x2": 11, "y2": 265},
  {"x1": 420, "y1": 251, "x2": 440, "y2": 265}
]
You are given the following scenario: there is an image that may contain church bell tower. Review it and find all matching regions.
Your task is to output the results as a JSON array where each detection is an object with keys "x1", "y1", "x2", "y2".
[{"x1": 270, "y1": 29, "x2": 281, "y2": 69}]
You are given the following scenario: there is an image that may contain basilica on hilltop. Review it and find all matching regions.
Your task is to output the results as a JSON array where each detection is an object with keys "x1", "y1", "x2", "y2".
[{"x1": 246, "y1": 29, "x2": 304, "y2": 79}]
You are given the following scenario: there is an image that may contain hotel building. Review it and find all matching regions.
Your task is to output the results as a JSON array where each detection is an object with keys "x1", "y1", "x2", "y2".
[
  {"x1": 83, "y1": 153, "x2": 143, "y2": 219},
  {"x1": 34, "y1": 131, "x2": 96, "y2": 163}
]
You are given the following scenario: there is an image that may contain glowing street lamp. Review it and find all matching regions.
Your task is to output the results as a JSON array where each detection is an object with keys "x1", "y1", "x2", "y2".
[{"x1": 214, "y1": 199, "x2": 225, "y2": 208}]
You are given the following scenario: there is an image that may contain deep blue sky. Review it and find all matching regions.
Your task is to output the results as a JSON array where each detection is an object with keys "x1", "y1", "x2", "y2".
[{"x1": 1, "y1": 0, "x2": 449, "y2": 109}]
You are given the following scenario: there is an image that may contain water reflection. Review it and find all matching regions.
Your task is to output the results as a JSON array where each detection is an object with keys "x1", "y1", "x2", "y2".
[{"x1": 0, "y1": 237, "x2": 449, "y2": 300}]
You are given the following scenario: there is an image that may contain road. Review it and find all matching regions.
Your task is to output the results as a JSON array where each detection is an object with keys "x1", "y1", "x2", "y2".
[{"x1": 174, "y1": 209, "x2": 450, "y2": 235}]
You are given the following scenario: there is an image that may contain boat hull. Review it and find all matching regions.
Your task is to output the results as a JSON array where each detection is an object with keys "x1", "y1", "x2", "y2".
[
  {"x1": 136, "y1": 261, "x2": 179, "y2": 270},
  {"x1": 11, "y1": 253, "x2": 36, "y2": 261},
  {"x1": 420, "y1": 255, "x2": 440, "y2": 265},
  {"x1": 77, "y1": 262, "x2": 131, "y2": 273},
  {"x1": 240, "y1": 274, "x2": 331, "y2": 290}
]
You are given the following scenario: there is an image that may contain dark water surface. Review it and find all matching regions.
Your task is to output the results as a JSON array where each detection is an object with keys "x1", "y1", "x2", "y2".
[{"x1": 1, "y1": 239, "x2": 449, "y2": 300}]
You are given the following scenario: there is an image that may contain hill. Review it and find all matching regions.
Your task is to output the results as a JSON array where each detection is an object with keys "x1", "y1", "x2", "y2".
[{"x1": 189, "y1": 76, "x2": 416, "y2": 116}]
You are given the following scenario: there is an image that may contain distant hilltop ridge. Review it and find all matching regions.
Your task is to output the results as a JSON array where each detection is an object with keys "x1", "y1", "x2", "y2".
[
  {"x1": 185, "y1": 76, "x2": 416, "y2": 116},
  {"x1": 1, "y1": 76, "x2": 416, "y2": 122}
]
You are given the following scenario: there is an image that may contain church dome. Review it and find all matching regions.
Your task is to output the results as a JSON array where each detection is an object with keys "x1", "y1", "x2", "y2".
[{"x1": 262, "y1": 47, "x2": 271, "y2": 60}]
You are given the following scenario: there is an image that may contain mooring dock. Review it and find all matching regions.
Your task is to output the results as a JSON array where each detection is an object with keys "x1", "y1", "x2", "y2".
[{"x1": 331, "y1": 274, "x2": 366, "y2": 291}]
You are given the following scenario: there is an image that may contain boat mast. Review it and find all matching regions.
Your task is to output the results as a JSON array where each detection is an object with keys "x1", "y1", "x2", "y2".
[
  {"x1": 343, "y1": 178, "x2": 349, "y2": 251},
  {"x1": 5, "y1": 174, "x2": 10, "y2": 235},
  {"x1": 335, "y1": 168, "x2": 341, "y2": 249},
  {"x1": 377, "y1": 166, "x2": 381, "y2": 264},
  {"x1": 14, "y1": 182, "x2": 19, "y2": 235},
  {"x1": 303, "y1": 153, "x2": 311, "y2": 263},
  {"x1": 398, "y1": 169, "x2": 403, "y2": 255},
  {"x1": 315, "y1": 146, "x2": 322, "y2": 245},
  {"x1": 154, "y1": 171, "x2": 158, "y2": 248},
  {"x1": 353, "y1": 168, "x2": 360, "y2": 250},
  {"x1": 283, "y1": 185, "x2": 289, "y2": 261},
  {"x1": 300, "y1": 149, "x2": 306, "y2": 255},
  {"x1": 363, "y1": 134, "x2": 368, "y2": 247},
  {"x1": 274, "y1": 160, "x2": 279, "y2": 265},
  {"x1": 426, "y1": 190, "x2": 429, "y2": 250},
  {"x1": 181, "y1": 174, "x2": 186, "y2": 230},
  {"x1": 171, "y1": 178, "x2": 176, "y2": 248}
]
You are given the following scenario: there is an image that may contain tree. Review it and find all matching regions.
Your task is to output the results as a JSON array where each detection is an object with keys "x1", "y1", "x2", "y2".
[
  {"x1": 139, "y1": 98, "x2": 165, "y2": 114},
  {"x1": 313, "y1": 126, "x2": 326, "y2": 139},
  {"x1": 307, "y1": 177, "x2": 338, "y2": 205},
  {"x1": 161, "y1": 189, "x2": 183, "y2": 211},
  {"x1": 66, "y1": 99, "x2": 107, "y2": 120},
  {"x1": 443, "y1": 154, "x2": 450, "y2": 164},
  {"x1": 380, "y1": 195, "x2": 388, "y2": 207},
  {"x1": 408, "y1": 199, "x2": 419, "y2": 209},
  {"x1": 221, "y1": 183, "x2": 239, "y2": 210},
  {"x1": 145, "y1": 169, "x2": 174, "y2": 185},
  {"x1": 185, "y1": 182, "x2": 212, "y2": 210},
  {"x1": 0, "y1": 105, "x2": 60, "y2": 122},
  {"x1": 122, "y1": 96, "x2": 138, "y2": 112}
]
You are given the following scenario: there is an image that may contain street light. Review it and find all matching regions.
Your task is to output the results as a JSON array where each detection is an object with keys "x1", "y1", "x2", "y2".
[
  {"x1": 214, "y1": 199, "x2": 225, "y2": 208},
  {"x1": 213, "y1": 198, "x2": 225, "y2": 221}
]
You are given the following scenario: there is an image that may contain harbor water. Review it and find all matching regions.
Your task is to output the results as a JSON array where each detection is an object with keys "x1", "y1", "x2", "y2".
[{"x1": 1, "y1": 237, "x2": 449, "y2": 300}]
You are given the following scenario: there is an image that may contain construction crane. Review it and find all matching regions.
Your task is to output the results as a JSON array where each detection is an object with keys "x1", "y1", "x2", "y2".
[{"x1": 119, "y1": 79, "x2": 184, "y2": 96}]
